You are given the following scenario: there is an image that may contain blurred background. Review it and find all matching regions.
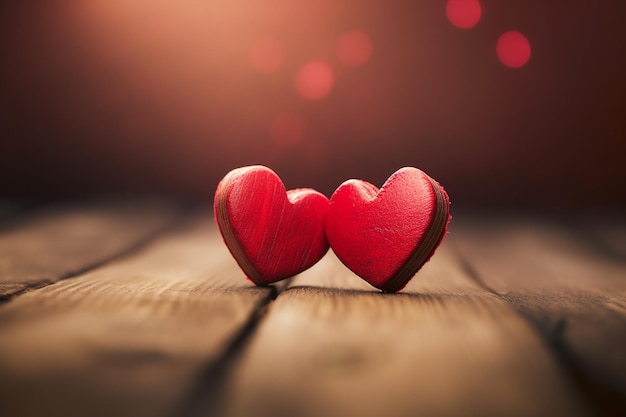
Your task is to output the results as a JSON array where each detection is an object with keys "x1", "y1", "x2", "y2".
[{"x1": 1, "y1": 0, "x2": 625, "y2": 209}]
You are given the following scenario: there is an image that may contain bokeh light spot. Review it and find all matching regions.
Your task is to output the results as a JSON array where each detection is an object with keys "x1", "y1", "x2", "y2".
[
  {"x1": 337, "y1": 30, "x2": 373, "y2": 67},
  {"x1": 497, "y1": 31, "x2": 531, "y2": 68},
  {"x1": 270, "y1": 111, "x2": 305, "y2": 149},
  {"x1": 250, "y1": 37, "x2": 284, "y2": 73},
  {"x1": 295, "y1": 61, "x2": 334, "y2": 100},
  {"x1": 446, "y1": 0, "x2": 482, "y2": 29}
]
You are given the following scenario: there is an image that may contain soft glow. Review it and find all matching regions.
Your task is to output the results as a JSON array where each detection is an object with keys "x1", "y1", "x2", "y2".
[
  {"x1": 497, "y1": 31, "x2": 531, "y2": 68},
  {"x1": 337, "y1": 30, "x2": 372, "y2": 67},
  {"x1": 295, "y1": 61, "x2": 334, "y2": 100},
  {"x1": 446, "y1": 0, "x2": 482, "y2": 29},
  {"x1": 250, "y1": 36, "x2": 284, "y2": 73},
  {"x1": 270, "y1": 111, "x2": 305, "y2": 148},
  {"x1": 302, "y1": 137, "x2": 329, "y2": 168}
]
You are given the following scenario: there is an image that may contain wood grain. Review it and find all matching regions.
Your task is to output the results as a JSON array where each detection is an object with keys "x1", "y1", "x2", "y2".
[
  {"x1": 0, "y1": 215, "x2": 272, "y2": 417},
  {"x1": 0, "y1": 200, "x2": 182, "y2": 298},
  {"x1": 220, "y1": 242, "x2": 590, "y2": 417},
  {"x1": 452, "y1": 215, "x2": 626, "y2": 415}
]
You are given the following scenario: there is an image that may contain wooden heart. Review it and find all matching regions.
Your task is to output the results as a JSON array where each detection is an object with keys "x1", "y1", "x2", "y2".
[
  {"x1": 326, "y1": 167, "x2": 451, "y2": 292},
  {"x1": 214, "y1": 165, "x2": 330, "y2": 285}
]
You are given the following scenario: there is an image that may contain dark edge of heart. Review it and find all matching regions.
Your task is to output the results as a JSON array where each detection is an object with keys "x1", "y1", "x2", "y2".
[
  {"x1": 380, "y1": 177, "x2": 450, "y2": 293},
  {"x1": 215, "y1": 189, "x2": 265, "y2": 286}
]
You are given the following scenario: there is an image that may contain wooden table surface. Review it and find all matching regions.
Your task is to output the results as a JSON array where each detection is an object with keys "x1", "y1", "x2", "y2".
[{"x1": 0, "y1": 201, "x2": 624, "y2": 417}]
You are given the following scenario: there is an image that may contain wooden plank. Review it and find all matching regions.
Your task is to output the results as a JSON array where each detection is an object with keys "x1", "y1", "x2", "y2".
[
  {"x1": 0, "y1": 215, "x2": 272, "y2": 417},
  {"x1": 0, "y1": 200, "x2": 182, "y2": 298},
  {"x1": 573, "y1": 211, "x2": 626, "y2": 260},
  {"x1": 452, "y1": 215, "x2": 626, "y2": 415},
  {"x1": 220, "y1": 242, "x2": 590, "y2": 417}
]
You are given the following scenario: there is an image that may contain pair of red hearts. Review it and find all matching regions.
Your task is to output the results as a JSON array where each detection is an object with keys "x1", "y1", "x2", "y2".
[{"x1": 214, "y1": 165, "x2": 450, "y2": 292}]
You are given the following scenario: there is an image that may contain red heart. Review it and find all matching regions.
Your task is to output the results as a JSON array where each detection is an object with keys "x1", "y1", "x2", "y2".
[
  {"x1": 326, "y1": 167, "x2": 451, "y2": 292},
  {"x1": 214, "y1": 166, "x2": 329, "y2": 285}
]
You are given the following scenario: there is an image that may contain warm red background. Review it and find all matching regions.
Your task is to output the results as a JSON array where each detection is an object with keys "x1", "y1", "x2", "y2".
[{"x1": 1, "y1": 0, "x2": 625, "y2": 208}]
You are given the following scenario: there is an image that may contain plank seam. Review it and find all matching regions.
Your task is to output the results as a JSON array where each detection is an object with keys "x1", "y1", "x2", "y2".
[
  {"x1": 0, "y1": 204, "x2": 195, "y2": 303},
  {"x1": 172, "y1": 281, "x2": 285, "y2": 417},
  {"x1": 448, "y1": 240, "x2": 499, "y2": 294},
  {"x1": 452, "y1": 239, "x2": 624, "y2": 417}
]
